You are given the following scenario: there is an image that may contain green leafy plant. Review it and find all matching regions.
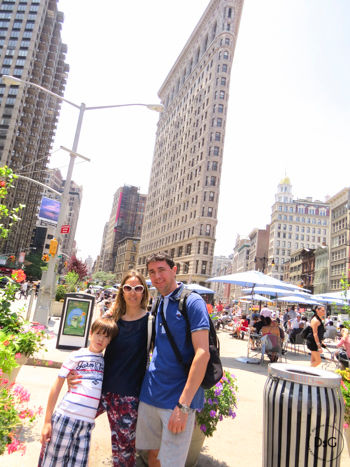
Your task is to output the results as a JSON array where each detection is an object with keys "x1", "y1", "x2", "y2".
[
  {"x1": 0, "y1": 333, "x2": 19, "y2": 375},
  {"x1": 195, "y1": 370, "x2": 238, "y2": 437},
  {"x1": 336, "y1": 367, "x2": 350, "y2": 428},
  {"x1": 64, "y1": 271, "x2": 80, "y2": 292},
  {"x1": 0, "y1": 166, "x2": 25, "y2": 241},
  {"x1": 55, "y1": 284, "x2": 66, "y2": 301},
  {"x1": 0, "y1": 369, "x2": 41, "y2": 455}
]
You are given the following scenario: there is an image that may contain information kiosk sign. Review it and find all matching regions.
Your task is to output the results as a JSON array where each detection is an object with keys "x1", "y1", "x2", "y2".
[{"x1": 56, "y1": 293, "x2": 95, "y2": 350}]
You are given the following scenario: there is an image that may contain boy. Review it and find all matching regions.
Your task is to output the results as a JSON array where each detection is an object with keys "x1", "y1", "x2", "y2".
[{"x1": 39, "y1": 317, "x2": 118, "y2": 467}]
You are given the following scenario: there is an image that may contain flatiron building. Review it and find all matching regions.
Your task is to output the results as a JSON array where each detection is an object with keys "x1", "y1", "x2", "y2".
[{"x1": 137, "y1": 0, "x2": 244, "y2": 284}]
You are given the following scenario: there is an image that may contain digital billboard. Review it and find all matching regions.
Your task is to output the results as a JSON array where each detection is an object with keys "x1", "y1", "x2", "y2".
[{"x1": 38, "y1": 197, "x2": 61, "y2": 224}]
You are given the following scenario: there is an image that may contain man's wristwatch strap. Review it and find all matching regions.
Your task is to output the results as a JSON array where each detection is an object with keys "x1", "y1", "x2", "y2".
[{"x1": 176, "y1": 402, "x2": 191, "y2": 414}]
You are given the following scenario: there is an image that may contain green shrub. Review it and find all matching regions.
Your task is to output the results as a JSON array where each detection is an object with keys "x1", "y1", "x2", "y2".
[{"x1": 55, "y1": 285, "x2": 66, "y2": 301}]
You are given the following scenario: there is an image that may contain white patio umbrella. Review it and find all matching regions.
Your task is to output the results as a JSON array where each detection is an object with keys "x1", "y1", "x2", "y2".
[
  {"x1": 207, "y1": 270, "x2": 302, "y2": 292},
  {"x1": 312, "y1": 293, "x2": 349, "y2": 306},
  {"x1": 242, "y1": 293, "x2": 276, "y2": 302},
  {"x1": 314, "y1": 291, "x2": 350, "y2": 303},
  {"x1": 276, "y1": 295, "x2": 320, "y2": 305},
  {"x1": 184, "y1": 283, "x2": 215, "y2": 294},
  {"x1": 242, "y1": 286, "x2": 311, "y2": 298}
]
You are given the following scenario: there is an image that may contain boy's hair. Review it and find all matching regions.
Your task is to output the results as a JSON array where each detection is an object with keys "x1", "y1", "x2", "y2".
[
  {"x1": 146, "y1": 252, "x2": 175, "y2": 269},
  {"x1": 90, "y1": 317, "x2": 118, "y2": 339}
]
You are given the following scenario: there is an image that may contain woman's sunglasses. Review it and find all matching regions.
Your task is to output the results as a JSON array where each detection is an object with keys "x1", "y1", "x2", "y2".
[{"x1": 122, "y1": 284, "x2": 144, "y2": 293}]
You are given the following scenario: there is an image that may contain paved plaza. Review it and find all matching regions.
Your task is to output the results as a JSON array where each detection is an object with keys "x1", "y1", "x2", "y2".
[{"x1": 2, "y1": 305, "x2": 350, "y2": 466}]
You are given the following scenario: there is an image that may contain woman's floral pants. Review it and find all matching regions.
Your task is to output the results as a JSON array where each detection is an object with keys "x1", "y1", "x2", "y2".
[{"x1": 97, "y1": 392, "x2": 139, "y2": 467}]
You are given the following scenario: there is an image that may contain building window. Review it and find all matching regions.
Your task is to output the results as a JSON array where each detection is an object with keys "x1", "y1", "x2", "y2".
[
  {"x1": 219, "y1": 90, "x2": 225, "y2": 99},
  {"x1": 186, "y1": 243, "x2": 192, "y2": 255},
  {"x1": 203, "y1": 242, "x2": 209, "y2": 254},
  {"x1": 213, "y1": 146, "x2": 220, "y2": 155},
  {"x1": 205, "y1": 224, "x2": 211, "y2": 236},
  {"x1": 201, "y1": 261, "x2": 207, "y2": 274}
]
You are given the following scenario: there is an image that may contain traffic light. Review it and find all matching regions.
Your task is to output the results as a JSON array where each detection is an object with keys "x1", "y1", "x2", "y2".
[
  {"x1": 49, "y1": 238, "x2": 58, "y2": 256},
  {"x1": 42, "y1": 254, "x2": 49, "y2": 262}
]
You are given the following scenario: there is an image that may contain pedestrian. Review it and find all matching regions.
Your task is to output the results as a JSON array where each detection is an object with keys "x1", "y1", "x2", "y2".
[
  {"x1": 39, "y1": 317, "x2": 118, "y2": 467},
  {"x1": 20, "y1": 280, "x2": 28, "y2": 299},
  {"x1": 68, "y1": 270, "x2": 150, "y2": 466},
  {"x1": 305, "y1": 305, "x2": 326, "y2": 367},
  {"x1": 135, "y1": 252, "x2": 210, "y2": 467}
]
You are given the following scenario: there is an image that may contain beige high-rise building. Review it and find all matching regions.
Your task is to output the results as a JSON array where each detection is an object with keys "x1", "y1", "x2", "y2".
[
  {"x1": 268, "y1": 177, "x2": 329, "y2": 280},
  {"x1": 137, "y1": 0, "x2": 244, "y2": 283},
  {"x1": 328, "y1": 187, "x2": 350, "y2": 291}
]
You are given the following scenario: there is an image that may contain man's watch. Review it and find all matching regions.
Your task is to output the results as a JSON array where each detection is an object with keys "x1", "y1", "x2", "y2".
[{"x1": 176, "y1": 402, "x2": 191, "y2": 414}]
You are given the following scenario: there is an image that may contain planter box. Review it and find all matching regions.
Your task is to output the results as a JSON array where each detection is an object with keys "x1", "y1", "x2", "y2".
[{"x1": 50, "y1": 300, "x2": 64, "y2": 317}]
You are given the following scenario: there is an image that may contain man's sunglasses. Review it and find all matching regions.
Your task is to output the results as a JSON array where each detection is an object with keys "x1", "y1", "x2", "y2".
[{"x1": 122, "y1": 284, "x2": 144, "y2": 293}]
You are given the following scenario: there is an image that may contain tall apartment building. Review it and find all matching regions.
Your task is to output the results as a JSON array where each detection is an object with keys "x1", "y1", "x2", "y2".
[
  {"x1": 268, "y1": 177, "x2": 329, "y2": 280},
  {"x1": 247, "y1": 226, "x2": 270, "y2": 272},
  {"x1": 99, "y1": 185, "x2": 146, "y2": 273},
  {"x1": 328, "y1": 187, "x2": 350, "y2": 291},
  {"x1": 137, "y1": 0, "x2": 244, "y2": 283},
  {"x1": 0, "y1": 0, "x2": 68, "y2": 256}
]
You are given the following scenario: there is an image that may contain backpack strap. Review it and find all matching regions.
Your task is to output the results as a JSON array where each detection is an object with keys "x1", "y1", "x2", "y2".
[{"x1": 146, "y1": 313, "x2": 154, "y2": 353}]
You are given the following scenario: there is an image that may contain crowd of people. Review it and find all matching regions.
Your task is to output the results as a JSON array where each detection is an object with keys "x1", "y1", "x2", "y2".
[{"x1": 212, "y1": 301, "x2": 350, "y2": 368}]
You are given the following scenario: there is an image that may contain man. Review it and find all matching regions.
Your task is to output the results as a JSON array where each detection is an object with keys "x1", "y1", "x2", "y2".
[
  {"x1": 136, "y1": 252, "x2": 210, "y2": 467},
  {"x1": 324, "y1": 320, "x2": 338, "y2": 340},
  {"x1": 288, "y1": 314, "x2": 303, "y2": 343}
]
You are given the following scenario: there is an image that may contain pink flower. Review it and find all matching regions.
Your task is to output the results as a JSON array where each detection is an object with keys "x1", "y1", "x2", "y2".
[
  {"x1": 344, "y1": 423, "x2": 349, "y2": 429},
  {"x1": 15, "y1": 352, "x2": 21, "y2": 359},
  {"x1": 3, "y1": 340, "x2": 10, "y2": 346}
]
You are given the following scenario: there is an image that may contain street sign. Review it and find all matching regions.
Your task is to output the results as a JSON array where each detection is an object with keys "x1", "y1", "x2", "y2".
[{"x1": 61, "y1": 225, "x2": 70, "y2": 234}]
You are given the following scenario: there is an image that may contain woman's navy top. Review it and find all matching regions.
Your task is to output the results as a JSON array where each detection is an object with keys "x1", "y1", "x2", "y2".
[{"x1": 103, "y1": 313, "x2": 148, "y2": 397}]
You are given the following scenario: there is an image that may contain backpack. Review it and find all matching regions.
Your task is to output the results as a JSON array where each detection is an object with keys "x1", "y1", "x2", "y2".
[{"x1": 153, "y1": 289, "x2": 223, "y2": 389}]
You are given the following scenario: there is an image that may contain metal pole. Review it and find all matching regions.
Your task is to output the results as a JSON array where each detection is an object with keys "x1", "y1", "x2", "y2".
[{"x1": 33, "y1": 103, "x2": 86, "y2": 324}]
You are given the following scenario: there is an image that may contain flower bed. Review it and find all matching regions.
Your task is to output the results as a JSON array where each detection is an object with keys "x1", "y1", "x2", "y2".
[
  {"x1": 196, "y1": 370, "x2": 238, "y2": 437},
  {"x1": 0, "y1": 369, "x2": 42, "y2": 455},
  {"x1": 337, "y1": 367, "x2": 350, "y2": 428}
]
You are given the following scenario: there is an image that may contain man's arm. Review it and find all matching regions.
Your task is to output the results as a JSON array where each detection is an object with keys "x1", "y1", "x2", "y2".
[
  {"x1": 168, "y1": 329, "x2": 210, "y2": 434},
  {"x1": 40, "y1": 376, "x2": 65, "y2": 445}
]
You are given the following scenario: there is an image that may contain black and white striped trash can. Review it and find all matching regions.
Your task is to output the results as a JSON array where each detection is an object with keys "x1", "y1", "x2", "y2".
[{"x1": 263, "y1": 364, "x2": 345, "y2": 466}]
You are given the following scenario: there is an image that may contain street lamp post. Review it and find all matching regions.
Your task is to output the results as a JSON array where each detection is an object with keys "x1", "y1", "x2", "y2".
[{"x1": 2, "y1": 75, "x2": 163, "y2": 325}]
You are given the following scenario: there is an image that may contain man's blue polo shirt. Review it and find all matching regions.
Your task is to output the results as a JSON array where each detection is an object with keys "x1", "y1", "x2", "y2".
[{"x1": 140, "y1": 284, "x2": 210, "y2": 410}]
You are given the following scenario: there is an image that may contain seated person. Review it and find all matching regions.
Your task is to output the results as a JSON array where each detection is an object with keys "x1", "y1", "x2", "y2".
[
  {"x1": 231, "y1": 314, "x2": 249, "y2": 339},
  {"x1": 335, "y1": 328, "x2": 350, "y2": 368},
  {"x1": 289, "y1": 316, "x2": 304, "y2": 343},
  {"x1": 261, "y1": 317, "x2": 281, "y2": 363},
  {"x1": 324, "y1": 321, "x2": 338, "y2": 340}
]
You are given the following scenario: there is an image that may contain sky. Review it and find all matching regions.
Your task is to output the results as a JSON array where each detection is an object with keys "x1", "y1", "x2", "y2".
[{"x1": 52, "y1": 0, "x2": 350, "y2": 262}]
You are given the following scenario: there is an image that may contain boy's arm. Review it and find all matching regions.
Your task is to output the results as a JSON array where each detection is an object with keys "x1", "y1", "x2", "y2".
[{"x1": 41, "y1": 376, "x2": 65, "y2": 445}]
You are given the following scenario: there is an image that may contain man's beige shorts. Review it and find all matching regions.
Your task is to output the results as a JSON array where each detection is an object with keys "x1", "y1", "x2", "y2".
[{"x1": 136, "y1": 401, "x2": 195, "y2": 467}]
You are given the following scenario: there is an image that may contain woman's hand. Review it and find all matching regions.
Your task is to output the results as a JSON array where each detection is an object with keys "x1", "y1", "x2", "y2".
[{"x1": 67, "y1": 370, "x2": 82, "y2": 391}]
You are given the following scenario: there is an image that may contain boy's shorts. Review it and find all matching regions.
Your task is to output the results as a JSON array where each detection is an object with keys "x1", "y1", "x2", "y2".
[
  {"x1": 136, "y1": 401, "x2": 195, "y2": 467},
  {"x1": 39, "y1": 412, "x2": 94, "y2": 467}
]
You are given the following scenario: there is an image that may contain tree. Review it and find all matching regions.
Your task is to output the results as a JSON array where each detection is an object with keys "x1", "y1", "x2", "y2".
[
  {"x1": 23, "y1": 252, "x2": 45, "y2": 281},
  {"x1": 67, "y1": 255, "x2": 88, "y2": 281},
  {"x1": 92, "y1": 271, "x2": 116, "y2": 286}
]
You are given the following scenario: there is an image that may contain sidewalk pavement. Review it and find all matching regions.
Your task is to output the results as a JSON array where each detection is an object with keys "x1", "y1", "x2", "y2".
[{"x1": 2, "y1": 313, "x2": 350, "y2": 466}]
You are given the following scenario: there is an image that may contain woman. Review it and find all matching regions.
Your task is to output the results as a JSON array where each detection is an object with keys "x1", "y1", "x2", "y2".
[
  {"x1": 231, "y1": 314, "x2": 249, "y2": 339},
  {"x1": 306, "y1": 305, "x2": 326, "y2": 367},
  {"x1": 261, "y1": 317, "x2": 281, "y2": 362},
  {"x1": 69, "y1": 270, "x2": 150, "y2": 467},
  {"x1": 336, "y1": 327, "x2": 350, "y2": 368}
]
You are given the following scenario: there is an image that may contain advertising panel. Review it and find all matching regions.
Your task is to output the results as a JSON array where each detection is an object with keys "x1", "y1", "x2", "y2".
[{"x1": 38, "y1": 197, "x2": 61, "y2": 224}]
